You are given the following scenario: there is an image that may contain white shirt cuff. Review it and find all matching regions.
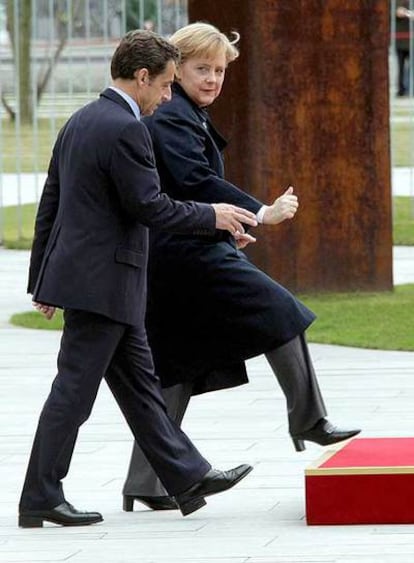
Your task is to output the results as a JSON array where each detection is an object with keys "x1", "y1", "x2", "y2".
[{"x1": 256, "y1": 205, "x2": 269, "y2": 224}]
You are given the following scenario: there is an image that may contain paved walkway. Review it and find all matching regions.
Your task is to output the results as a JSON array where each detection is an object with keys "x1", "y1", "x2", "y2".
[{"x1": 0, "y1": 248, "x2": 413, "y2": 563}]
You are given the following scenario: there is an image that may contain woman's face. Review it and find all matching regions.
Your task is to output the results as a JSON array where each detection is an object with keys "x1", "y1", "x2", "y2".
[{"x1": 176, "y1": 51, "x2": 227, "y2": 107}]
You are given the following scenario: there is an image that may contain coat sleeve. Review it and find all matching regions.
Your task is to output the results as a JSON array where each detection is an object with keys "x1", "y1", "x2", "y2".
[
  {"x1": 149, "y1": 110, "x2": 263, "y2": 214},
  {"x1": 27, "y1": 142, "x2": 61, "y2": 294},
  {"x1": 109, "y1": 120, "x2": 216, "y2": 235}
]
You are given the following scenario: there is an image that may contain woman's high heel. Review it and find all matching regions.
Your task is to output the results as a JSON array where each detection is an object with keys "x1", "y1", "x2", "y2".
[
  {"x1": 123, "y1": 495, "x2": 134, "y2": 512},
  {"x1": 292, "y1": 438, "x2": 306, "y2": 452},
  {"x1": 122, "y1": 494, "x2": 177, "y2": 512}
]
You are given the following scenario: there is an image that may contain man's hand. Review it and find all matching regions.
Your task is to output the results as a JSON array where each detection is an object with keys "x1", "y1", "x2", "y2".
[
  {"x1": 212, "y1": 203, "x2": 258, "y2": 235},
  {"x1": 33, "y1": 301, "x2": 56, "y2": 320},
  {"x1": 234, "y1": 232, "x2": 257, "y2": 249},
  {"x1": 262, "y1": 186, "x2": 299, "y2": 225}
]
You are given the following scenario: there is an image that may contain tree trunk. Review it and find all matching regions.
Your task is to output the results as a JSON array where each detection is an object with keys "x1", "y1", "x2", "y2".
[{"x1": 6, "y1": 0, "x2": 32, "y2": 124}]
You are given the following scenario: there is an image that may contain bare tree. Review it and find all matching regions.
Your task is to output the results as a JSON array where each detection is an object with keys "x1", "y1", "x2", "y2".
[
  {"x1": 2, "y1": 0, "x2": 183, "y2": 124},
  {"x1": 3, "y1": 0, "x2": 82, "y2": 124}
]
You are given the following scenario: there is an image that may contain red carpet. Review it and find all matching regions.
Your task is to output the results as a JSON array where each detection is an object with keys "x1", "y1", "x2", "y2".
[{"x1": 321, "y1": 438, "x2": 414, "y2": 468}]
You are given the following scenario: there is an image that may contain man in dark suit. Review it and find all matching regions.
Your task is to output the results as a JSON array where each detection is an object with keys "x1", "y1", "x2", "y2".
[{"x1": 18, "y1": 30, "x2": 256, "y2": 528}]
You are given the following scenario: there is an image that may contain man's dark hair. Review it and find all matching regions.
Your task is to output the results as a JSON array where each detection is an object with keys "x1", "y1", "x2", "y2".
[{"x1": 111, "y1": 29, "x2": 180, "y2": 80}]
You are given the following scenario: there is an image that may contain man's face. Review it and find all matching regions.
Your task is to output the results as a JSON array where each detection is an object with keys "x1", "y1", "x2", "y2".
[
  {"x1": 139, "y1": 60, "x2": 175, "y2": 116},
  {"x1": 176, "y1": 52, "x2": 226, "y2": 108}
]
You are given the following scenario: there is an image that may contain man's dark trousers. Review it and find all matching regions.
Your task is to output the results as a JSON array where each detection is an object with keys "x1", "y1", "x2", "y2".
[{"x1": 19, "y1": 309, "x2": 210, "y2": 511}]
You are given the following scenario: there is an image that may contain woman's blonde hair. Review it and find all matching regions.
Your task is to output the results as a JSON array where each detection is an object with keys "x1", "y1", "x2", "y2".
[{"x1": 169, "y1": 22, "x2": 240, "y2": 64}]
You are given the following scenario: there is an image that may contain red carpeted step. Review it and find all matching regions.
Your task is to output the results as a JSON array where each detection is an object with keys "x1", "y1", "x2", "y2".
[{"x1": 305, "y1": 438, "x2": 414, "y2": 525}]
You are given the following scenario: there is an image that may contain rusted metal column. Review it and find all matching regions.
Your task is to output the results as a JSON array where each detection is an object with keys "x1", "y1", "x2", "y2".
[{"x1": 188, "y1": 0, "x2": 392, "y2": 292}]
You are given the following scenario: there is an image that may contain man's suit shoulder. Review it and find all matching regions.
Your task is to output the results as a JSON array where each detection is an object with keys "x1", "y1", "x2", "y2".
[{"x1": 86, "y1": 97, "x2": 152, "y2": 148}]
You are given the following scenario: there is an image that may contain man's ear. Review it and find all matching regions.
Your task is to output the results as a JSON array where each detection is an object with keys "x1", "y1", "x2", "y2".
[{"x1": 134, "y1": 68, "x2": 150, "y2": 85}]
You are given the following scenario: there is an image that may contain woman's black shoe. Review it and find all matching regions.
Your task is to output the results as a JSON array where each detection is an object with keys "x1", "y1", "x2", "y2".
[
  {"x1": 122, "y1": 495, "x2": 177, "y2": 512},
  {"x1": 18, "y1": 501, "x2": 103, "y2": 528},
  {"x1": 291, "y1": 418, "x2": 361, "y2": 452}
]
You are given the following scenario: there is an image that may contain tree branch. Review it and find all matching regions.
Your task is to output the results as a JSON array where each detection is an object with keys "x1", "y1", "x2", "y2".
[{"x1": 1, "y1": 93, "x2": 15, "y2": 121}]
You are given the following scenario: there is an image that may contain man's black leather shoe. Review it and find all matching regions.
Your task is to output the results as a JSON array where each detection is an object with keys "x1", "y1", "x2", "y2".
[
  {"x1": 175, "y1": 464, "x2": 253, "y2": 517},
  {"x1": 291, "y1": 418, "x2": 361, "y2": 452},
  {"x1": 18, "y1": 501, "x2": 103, "y2": 528},
  {"x1": 123, "y1": 495, "x2": 177, "y2": 512}
]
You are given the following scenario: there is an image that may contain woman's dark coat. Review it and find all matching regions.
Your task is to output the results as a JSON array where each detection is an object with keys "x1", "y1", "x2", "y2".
[{"x1": 144, "y1": 83, "x2": 315, "y2": 395}]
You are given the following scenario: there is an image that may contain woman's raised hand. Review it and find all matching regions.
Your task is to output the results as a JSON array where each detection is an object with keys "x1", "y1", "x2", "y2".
[{"x1": 262, "y1": 186, "x2": 299, "y2": 225}]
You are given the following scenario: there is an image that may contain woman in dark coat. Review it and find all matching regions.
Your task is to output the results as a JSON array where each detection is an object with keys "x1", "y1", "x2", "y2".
[{"x1": 122, "y1": 23, "x2": 360, "y2": 512}]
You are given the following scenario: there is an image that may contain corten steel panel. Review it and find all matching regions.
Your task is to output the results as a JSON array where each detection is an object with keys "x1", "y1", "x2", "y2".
[{"x1": 188, "y1": 0, "x2": 393, "y2": 292}]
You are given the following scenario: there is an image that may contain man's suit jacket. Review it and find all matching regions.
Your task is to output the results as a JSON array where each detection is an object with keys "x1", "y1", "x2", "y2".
[{"x1": 28, "y1": 88, "x2": 216, "y2": 326}]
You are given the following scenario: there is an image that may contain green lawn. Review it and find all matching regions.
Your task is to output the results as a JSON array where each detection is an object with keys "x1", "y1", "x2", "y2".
[
  {"x1": 10, "y1": 284, "x2": 414, "y2": 351},
  {"x1": 2, "y1": 196, "x2": 413, "y2": 249},
  {"x1": 1, "y1": 203, "x2": 36, "y2": 248},
  {"x1": 300, "y1": 284, "x2": 414, "y2": 351},
  {"x1": 1, "y1": 118, "x2": 65, "y2": 173},
  {"x1": 391, "y1": 122, "x2": 412, "y2": 167},
  {"x1": 393, "y1": 196, "x2": 414, "y2": 245},
  {"x1": 10, "y1": 309, "x2": 64, "y2": 331}
]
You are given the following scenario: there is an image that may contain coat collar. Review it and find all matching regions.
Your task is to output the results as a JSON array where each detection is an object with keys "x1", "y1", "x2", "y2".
[
  {"x1": 100, "y1": 88, "x2": 136, "y2": 118},
  {"x1": 172, "y1": 82, "x2": 228, "y2": 151},
  {"x1": 172, "y1": 82, "x2": 210, "y2": 126}
]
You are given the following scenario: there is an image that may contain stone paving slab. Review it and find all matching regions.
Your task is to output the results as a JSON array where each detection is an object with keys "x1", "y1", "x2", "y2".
[{"x1": 0, "y1": 248, "x2": 413, "y2": 563}]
